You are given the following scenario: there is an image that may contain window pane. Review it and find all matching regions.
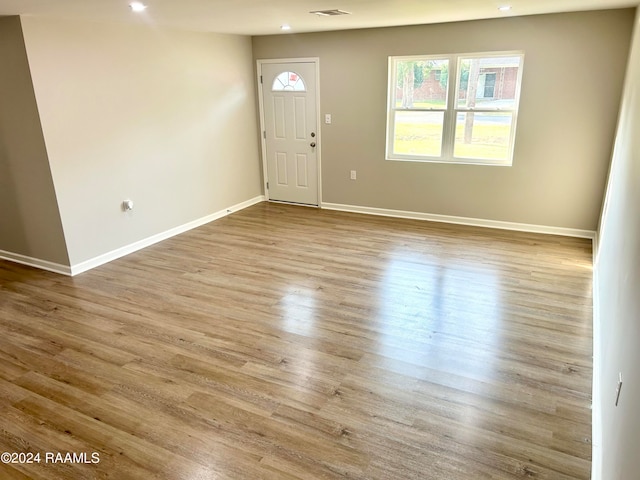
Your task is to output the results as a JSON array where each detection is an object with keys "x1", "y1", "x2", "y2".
[
  {"x1": 393, "y1": 111, "x2": 444, "y2": 157},
  {"x1": 272, "y1": 71, "x2": 306, "y2": 92},
  {"x1": 395, "y1": 59, "x2": 449, "y2": 109},
  {"x1": 454, "y1": 112, "x2": 513, "y2": 160},
  {"x1": 457, "y1": 56, "x2": 522, "y2": 109}
]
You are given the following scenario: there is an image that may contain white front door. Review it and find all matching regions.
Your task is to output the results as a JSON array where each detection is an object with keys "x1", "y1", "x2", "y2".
[{"x1": 260, "y1": 61, "x2": 319, "y2": 205}]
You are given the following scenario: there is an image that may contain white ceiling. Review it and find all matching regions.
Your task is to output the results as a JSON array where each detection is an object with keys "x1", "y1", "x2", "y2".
[{"x1": 0, "y1": 0, "x2": 637, "y2": 36}]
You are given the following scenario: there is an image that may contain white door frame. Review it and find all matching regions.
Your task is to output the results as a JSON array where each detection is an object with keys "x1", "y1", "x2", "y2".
[{"x1": 257, "y1": 58, "x2": 322, "y2": 206}]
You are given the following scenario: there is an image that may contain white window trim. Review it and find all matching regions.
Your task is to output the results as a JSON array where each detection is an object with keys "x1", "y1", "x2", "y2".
[{"x1": 386, "y1": 50, "x2": 525, "y2": 166}]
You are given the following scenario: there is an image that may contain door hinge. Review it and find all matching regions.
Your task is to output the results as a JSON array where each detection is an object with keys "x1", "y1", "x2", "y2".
[
  {"x1": 263, "y1": 130, "x2": 266, "y2": 139},
  {"x1": 266, "y1": 182, "x2": 269, "y2": 189},
  {"x1": 260, "y1": 75, "x2": 263, "y2": 84}
]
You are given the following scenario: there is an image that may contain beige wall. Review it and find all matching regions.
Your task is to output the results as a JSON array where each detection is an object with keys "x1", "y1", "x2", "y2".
[
  {"x1": 20, "y1": 17, "x2": 262, "y2": 266},
  {"x1": 594, "y1": 9, "x2": 640, "y2": 480},
  {"x1": 253, "y1": 9, "x2": 634, "y2": 231},
  {"x1": 0, "y1": 16, "x2": 69, "y2": 266}
]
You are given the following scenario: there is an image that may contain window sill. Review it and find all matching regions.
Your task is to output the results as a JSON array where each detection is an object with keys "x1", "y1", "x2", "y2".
[{"x1": 385, "y1": 156, "x2": 513, "y2": 167}]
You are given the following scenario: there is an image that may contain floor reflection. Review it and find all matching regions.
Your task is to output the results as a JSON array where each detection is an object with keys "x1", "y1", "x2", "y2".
[
  {"x1": 280, "y1": 284, "x2": 317, "y2": 337},
  {"x1": 376, "y1": 247, "x2": 502, "y2": 381}
]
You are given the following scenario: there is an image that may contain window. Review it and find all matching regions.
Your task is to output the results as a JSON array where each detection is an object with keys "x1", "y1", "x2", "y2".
[
  {"x1": 386, "y1": 52, "x2": 524, "y2": 166},
  {"x1": 272, "y1": 71, "x2": 306, "y2": 91}
]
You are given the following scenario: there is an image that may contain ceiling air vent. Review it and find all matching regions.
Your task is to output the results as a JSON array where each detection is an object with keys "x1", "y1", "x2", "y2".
[{"x1": 310, "y1": 9, "x2": 351, "y2": 16}]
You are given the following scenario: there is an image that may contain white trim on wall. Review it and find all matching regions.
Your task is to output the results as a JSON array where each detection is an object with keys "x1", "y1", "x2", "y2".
[
  {"x1": 321, "y1": 202, "x2": 596, "y2": 239},
  {"x1": 0, "y1": 250, "x2": 72, "y2": 276},
  {"x1": 70, "y1": 195, "x2": 265, "y2": 276},
  {"x1": 591, "y1": 264, "x2": 602, "y2": 480},
  {"x1": 1, "y1": 196, "x2": 265, "y2": 277}
]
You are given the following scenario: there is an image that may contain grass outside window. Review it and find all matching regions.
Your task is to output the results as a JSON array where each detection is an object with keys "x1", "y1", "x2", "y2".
[{"x1": 386, "y1": 52, "x2": 524, "y2": 166}]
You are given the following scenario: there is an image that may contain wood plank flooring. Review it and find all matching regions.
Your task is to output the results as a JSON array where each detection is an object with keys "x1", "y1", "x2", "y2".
[{"x1": 0, "y1": 202, "x2": 594, "y2": 479}]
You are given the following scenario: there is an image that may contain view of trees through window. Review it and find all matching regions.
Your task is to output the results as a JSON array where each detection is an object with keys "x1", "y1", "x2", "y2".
[
  {"x1": 388, "y1": 53, "x2": 523, "y2": 164},
  {"x1": 396, "y1": 59, "x2": 449, "y2": 109}
]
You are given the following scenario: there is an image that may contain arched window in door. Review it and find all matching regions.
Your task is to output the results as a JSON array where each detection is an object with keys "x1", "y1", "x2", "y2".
[{"x1": 272, "y1": 71, "x2": 306, "y2": 91}]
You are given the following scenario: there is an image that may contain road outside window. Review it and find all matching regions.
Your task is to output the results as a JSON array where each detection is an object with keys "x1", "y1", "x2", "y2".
[{"x1": 386, "y1": 52, "x2": 524, "y2": 166}]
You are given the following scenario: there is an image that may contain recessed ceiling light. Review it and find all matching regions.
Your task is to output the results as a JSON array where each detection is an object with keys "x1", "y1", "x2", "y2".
[
  {"x1": 498, "y1": 5, "x2": 512, "y2": 11},
  {"x1": 130, "y1": 2, "x2": 147, "y2": 12},
  {"x1": 280, "y1": 24, "x2": 291, "y2": 31}
]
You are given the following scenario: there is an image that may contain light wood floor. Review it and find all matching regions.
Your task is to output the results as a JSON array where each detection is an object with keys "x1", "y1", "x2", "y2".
[{"x1": 0, "y1": 202, "x2": 594, "y2": 479}]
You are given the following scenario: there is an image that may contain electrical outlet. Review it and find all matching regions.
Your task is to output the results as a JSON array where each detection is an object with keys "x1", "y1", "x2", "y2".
[
  {"x1": 350, "y1": 170, "x2": 357, "y2": 180},
  {"x1": 325, "y1": 114, "x2": 332, "y2": 124},
  {"x1": 122, "y1": 199, "x2": 134, "y2": 211},
  {"x1": 615, "y1": 372, "x2": 623, "y2": 406}
]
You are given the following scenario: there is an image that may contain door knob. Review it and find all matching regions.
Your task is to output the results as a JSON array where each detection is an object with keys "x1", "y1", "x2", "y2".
[
  {"x1": 311, "y1": 132, "x2": 316, "y2": 137},
  {"x1": 310, "y1": 142, "x2": 316, "y2": 147}
]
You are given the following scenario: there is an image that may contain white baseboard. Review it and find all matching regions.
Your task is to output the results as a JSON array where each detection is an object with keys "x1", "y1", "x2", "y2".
[
  {"x1": 321, "y1": 202, "x2": 596, "y2": 239},
  {"x1": 2, "y1": 196, "x2": 265, "y2": 276},
  {"x1": 0, "y1": 250, "x2": 72, "y2": 276},
  {"x1": 591, "y1": 266, "x2": 602, "y2": 480},
  {"x1": 69, "y1": 195, "x2": 265, "y2": 276}
]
